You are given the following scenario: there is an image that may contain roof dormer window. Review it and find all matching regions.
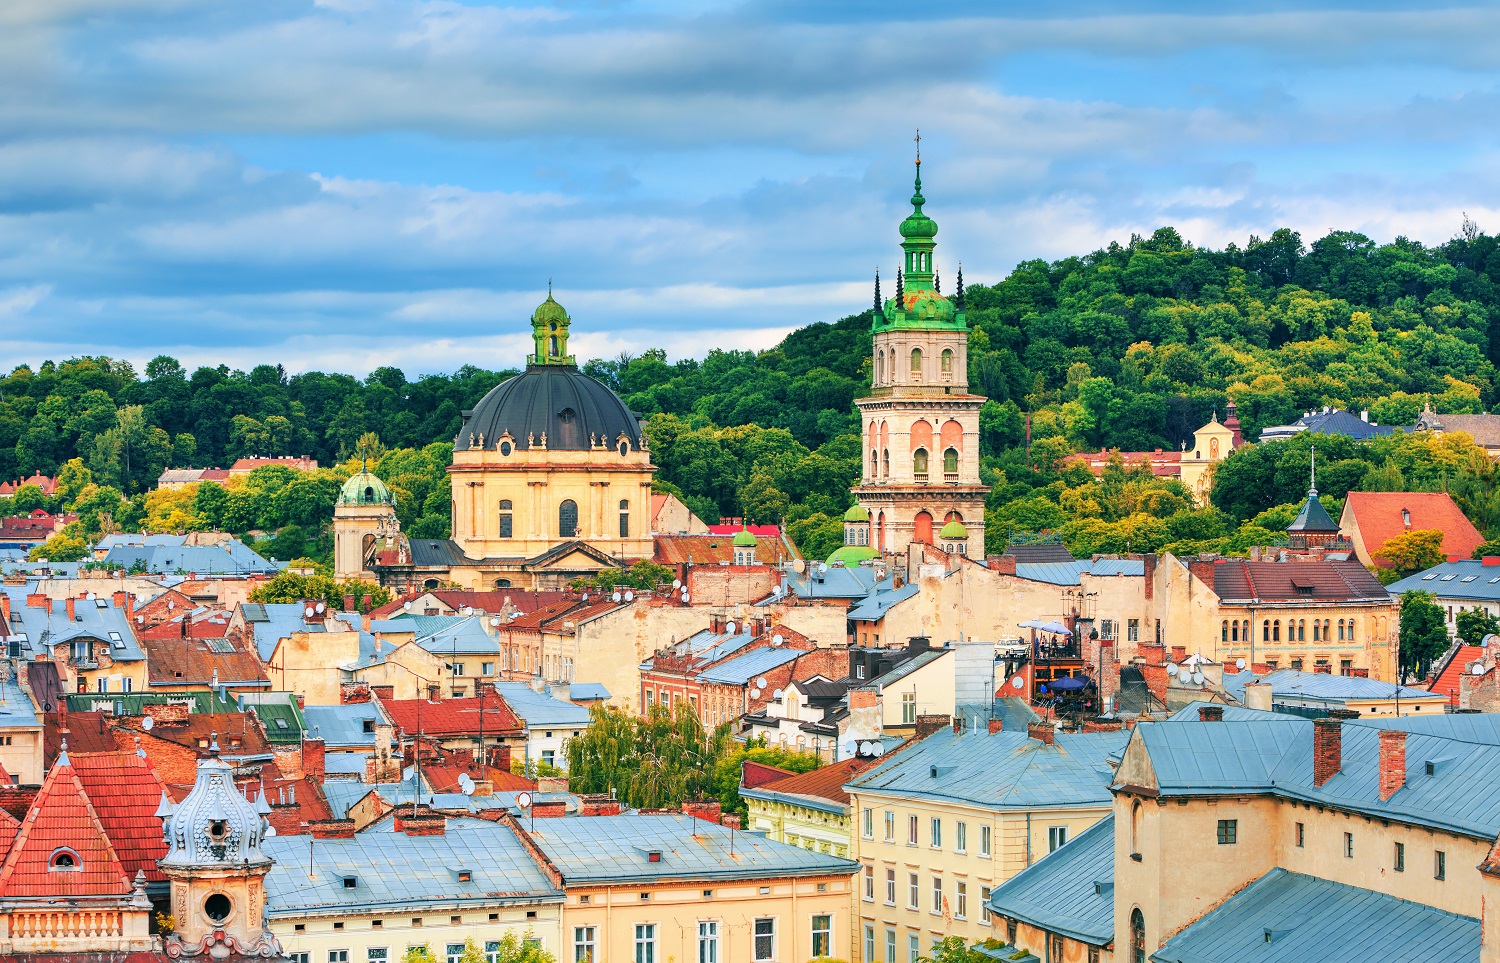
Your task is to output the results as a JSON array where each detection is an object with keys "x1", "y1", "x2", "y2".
[{"x1": 49, "y1": 848, "x2": 79, "y2": 871}]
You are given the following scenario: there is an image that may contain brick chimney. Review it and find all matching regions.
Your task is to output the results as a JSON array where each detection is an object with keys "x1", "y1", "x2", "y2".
[
  {"x1": 580, "y1": 794, "x2": 623, "y2": 816},
  {"x1": 1186, "y1": 557, "x2": 1218, "y2": 586},
  {"x1": 720, "y1": 813, "x2": 742, "y2": 829},
  {"x1": 343, "y1": 594, "x2": 356, "y2": 612},
  {"x1": 1378, "y1": 729, "x2": 1407, "y2": 801},
  {"x1": 682, "y1": 800, "x2": 722, "y2": 823},
  {"x1": 0, "y1": 594, "x2": 9, "y2": 624},
  {"x1": 1313, "y1": 718, "x2": 1342, "y2": 787},
  {"x1": 25, "y1": 592, "x2": 46, "y2": 609},
  {"x1": 65, "y1": 597, "x2": 76, "y2": 621},
  {"x1": 302, "y1": 736, "x2": 326, "y2": 780},
  {"x1": 308, "y1": 818, "x2": 356, "y2": 838},
  {"x1": 1170, "y1": 645, "x2": 1187, "y2": 665},
  {"x1": 913, "y1": 714, "x2": 951, "y2": 739},
  {"x1": 403, "y1": 813, "x2": 447, "y2": 836},
  {"x1": 1198, "y1": 705, "x2": 1224, "y2": 722},
  {"x1": 1243, "y1": 682, "x2": 1272, "y2": 712},
  {"x1": 849, "y1": 688, "x2": 877, "y2": 710},
  {"x1": 112, "y1": 590, "x2": 129, "y2": 614},
  {"x1": 530, "y1": 800, "x2": 567, "y2": 818},
  {"x1": 986, "y1": 556, "x2": 1016, "y2": 576},
  {"x1": 1142, "y1": 554, "x2": 1156, "y2": 599},
  {"x1": 371, "y1": 685, "x2": 395, "y2": 701},
  {"x1": 988, "y1": 718, "x2": 1003, "y2": 734},
  {"x1": 1027, "y1": 722, "x2": 1055, "y2": 746}
]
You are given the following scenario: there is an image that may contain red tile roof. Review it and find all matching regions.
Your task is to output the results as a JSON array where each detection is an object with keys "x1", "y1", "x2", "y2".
[
  {"x1": 1063, "y1": 448, "x2": 1184, "y2": 478},
  {"x1": 741, "y1": 760, "x2": 794, "y2": 790},
  {"x1": 753, "y1": 756, "x2": 878, "y2": 806},
  {"x1": 1343, "y1": 492, "x2": 1484, "y2": 566},
  {"x1": 0, "y1": 473, "x2": 59, "y2": 496},
  {"x1": 1211, "y1": 558, "x2": 1391, "y2": 602},
  {"x1": 1429, "y1": 645, "x2": 1485, "y2": 706},
  {"x1": 229, "y1": 456, "x2": 317, "y2": 472},
  {"x1": 68, "y1": 751, "x2": 170, "y2": 882},
  {"x1": 138, "y1": 632, "x2": 269, "y2": 687},
  {"x1": 382, "y1": 695, "x2": 522, "y2": 739},
  {"x1": 0, "y1": 757, "x2": 132, "y2": 897},
  {"x1": 707, "y1": 522, "x2": 781, "y2": 537},
  {"x1": 0, "y1": 510, "x2": 70, "y2": 542},
  {"x1": 654, "y1": 534, "x2": 792, "y2": 566}
]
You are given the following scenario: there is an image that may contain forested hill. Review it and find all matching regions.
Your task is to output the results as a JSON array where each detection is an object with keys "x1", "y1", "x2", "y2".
[{"x1": 8, "y1": 223, "x2": 1500, "y2": 565}]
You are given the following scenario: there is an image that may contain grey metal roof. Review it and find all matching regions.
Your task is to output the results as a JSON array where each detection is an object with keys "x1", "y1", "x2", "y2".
[
  {"x1": 524, "y1": 813, "x2": 858, "y2": 884},
  {"x1": 324, "y1": 752, "x2": 371, "y2": 775},
  {"x1": 697, "y1": 647, "x2": 803, "y2": 685},
  {"x1": 408, "y1": 538, "x2": 471, "y2": 567},
  {"x1": 994, "y1": 697, "x2": 1040, "y2": 734},
  {"x1": 102, "y1": 539, "x2": 277, "y2": 575},
  {"x1": 494, "y1": 683, "x2": 591, "y2": 728},
  {"x1": 1389, "y1": 558, "x2": 1500, "y2": 601},
  {"x1": 863, "y1": 648, "x2": 949, "y2": 690},
  {"x1": 1221, "y1": 668, "x2": 1444, "y2": 706},
  {"x1": 409, "y1": 615, "x2": 502, "y2": 657},
  {"x1": 988, "y1": 812, "x2": 1113, "y2": 945},
  {"x1": 1013, "y1": 558, "x2": 1144, "y2": 586},
  {"x1": 776, "y1": 568, "x2": 888, "y2": 601},
  {"x1": 846, "y1": 583, "x2": 920, "y2": 622},
  {"x1": 848, "y1": 727, "x2": 1125, "y2": 810},
  {"x1": 569, "y1": 683, "x2": 609, "y2": 700},
  {"x1": 302, "y1": 703, "x2": 389, "y2": 749},
  {"x1": 1, "y1": 587, "x2": 145, "y2": 662},
  {"x1": 0, "y1": 677, "x2": 39, "y2": 727},
  {"x1": 1151, "y1": 868, "x2": 1477, "y2": 963},
  {"x1": 1167, "y1": 701, "x2": 1300, "y2": 723},
  {"x1": 263, "y1": 819, "x2": 563, "y2": 916}
]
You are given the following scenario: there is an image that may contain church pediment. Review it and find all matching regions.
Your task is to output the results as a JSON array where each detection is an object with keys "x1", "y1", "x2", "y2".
[{"x1": 524, "y1": 540, "x2": 624, "y2": 572}]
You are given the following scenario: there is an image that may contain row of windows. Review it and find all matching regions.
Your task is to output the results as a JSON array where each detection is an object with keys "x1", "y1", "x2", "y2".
[
  {"x1": 295, "y1": 940, "x2": 534, "y2": 963},
  {"x1": 868, "y1": 448, "x2": 961, "y2": 480},
  {"x1": 862, "y1": 809, "x2": 1069, "y2": 858},
  {"x1": 1221, "y1": 617, "x2": 1359, "y2": 643},
  {"x1": 874, "y1": 347, "x2": 956, "y2": 384},
  {"x1": 496, "y1": 499, "x2": 632, "y2": 539},
  {"x1": 862, "y1": 869, "x2": 979, "y2": 917},
  {"x1": 606, "y1": 915, "x2": 821, "y2": 963}
]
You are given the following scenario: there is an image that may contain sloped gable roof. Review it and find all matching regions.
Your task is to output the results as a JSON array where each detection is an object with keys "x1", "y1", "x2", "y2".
[
  {"x1": 68, "y1": 751, "x2": 171, "y2": 883},
  {"x1": 1343, "y1": 491, "x2": 1483, "y2": 564},
  {"x1": 0, "y1": 757, "x2": 132, "y2": 897}
]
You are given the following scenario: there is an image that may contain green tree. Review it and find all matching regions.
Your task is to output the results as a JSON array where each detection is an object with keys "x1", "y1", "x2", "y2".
[
  {"x1": 247, "y1": 571, "x2": 391, "y2": 610},
  {"x1": 1374, "y1": 529, "x2": 1445, "y2": 578},
  {"x1": 1398, "y1": 590, "x2": 1449, "y2": 682},
  {"x1": 1455, "y1": 607, "x2": 1500, "y2": 645},
  {"x1": 566, "y1": 702, "x2": 734, "y2": 809},
  {"x1": 711, "y1": 741, "x2": 820, "y2": 817},
  {"x1": 402, "y1": 945, "x2": 437, "y2": 963}
]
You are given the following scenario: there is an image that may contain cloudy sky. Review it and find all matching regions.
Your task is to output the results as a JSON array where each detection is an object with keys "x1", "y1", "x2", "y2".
[{"x1": 3, "y1": 1, "x2": 1499, "y2": 376}]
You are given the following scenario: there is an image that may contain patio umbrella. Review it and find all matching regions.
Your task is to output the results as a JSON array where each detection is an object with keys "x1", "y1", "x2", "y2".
[
  {"x1": 1036, "y1": 621, "x2": 1073, "y2": 636},
  {"x1": 1047, "y1": 675, "x2": 1090, "y2": 692},
  {"x1": 1017, "y1": 619, "x2": 1044, "y2": 629}
]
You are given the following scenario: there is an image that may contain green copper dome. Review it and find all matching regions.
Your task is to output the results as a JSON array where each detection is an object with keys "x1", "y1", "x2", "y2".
[
  {"x1": 876, "y1": 152, "x2": 963, "y2": 334},
  {"x1": 939, "y1": 519, "x2": 968, "y2": 540},
  {"x1": 843, "y1": 504, "x2": 870, "y2": 523},
  {"x1": 529, "y1": 289, "x2": 575, "y2": 366},
  {"x1": 339, "y1": 469, "x2": 394, "y2": 507},
  {"x1": 732, "y1": 528, "x2": 758, "y2": 547},
  {"x1": 899, "y1": 176, "x2": 938, "y2": 239},
  {"x1": 828, "y1": 545, "x2": 877, "y2": 566}
]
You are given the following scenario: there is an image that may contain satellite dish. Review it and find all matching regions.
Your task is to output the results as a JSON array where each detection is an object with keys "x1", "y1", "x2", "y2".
[
  {"x1": 516, "y1": 791, "x2": 533, "y2": 810},
  {"x1": 265, "y1": 825, "x2": 276, "y2": 838},
  {"x1": 792, "y1": 559, "x2": 806, "y2": 574},
  {"x1": 625, "y1": 591, "x2": 634, "y2": 602},
  {"x1": 315, "y1": 602, "x2": 326, "y2": 614},
  {"x1": 871, "y1": 742, "x2": 885, "y2": 756},
  {"x1": 403, "y1": 601, "x2": 411, "y2": 610},
  {"x1": 726, "y1": 621, "x2": 737, "y2": 634},
  {"x1": 142, "y1": 716, "x2": 154, "y2": 731},
  {"x1": 1011, "y1": 677, "x2": 1024, "y2": 690},
  {"x1": 462, "y1": 606, "x2": 472, "y2": 615},
  {"x1": 86, "y1": 593, "x2": 95, "y2": 601},
  {"x1": 841, "y1": 738, "x2": 857, "y2": 757},
  {"x1": 1475, "y1": 663, "x2": 1488, "y2": 675},
  {"x1": 818, "y1": 563, "x2": 828, "y2": 574},
  {"x1": 682, "y1": 593, "x2": 690, "y2": 603},
  {"x1": 772, "y1": 634, "x2": 784, "y2": 647},
  {"x1": 167, "y1": 601, "x2": 175, "y2": 611},
  {"x1": 672, "y1": 579, "x2": 682, "y2": 589},
  {"x1": 612, "y1": 592, "x2": 622, "y2": 603},
  {"x1": 756, "y1": 676, "x2": 768, "y2": 689},
  {"x1": 772, "y1": 688, "x2": 783, "y2": 700},
  {"x1": 1191, "y1": 672, "x2": 1205, "y2": 685},
  {"x1": 458, "y1": 773, "x2": 475, "y2": 796},
  {"x1": 1166, "y1": 663, "x2": 1179, "y2": 677},
  {"x1": 1236, "y1": 659, "x2": 1247, "y2": 670},
  {"x1": 490, "y1": 616, "x2": 501, "y2": 627},
  {"x1": 304, "y1": 606, "x2": 315, "y2": 618},
  {"x1": 749, "y1": 688, "x2": 761, "y2": 699},
  {"x1": 858, "y1": 741, "x2": 873, "y2": 755}
]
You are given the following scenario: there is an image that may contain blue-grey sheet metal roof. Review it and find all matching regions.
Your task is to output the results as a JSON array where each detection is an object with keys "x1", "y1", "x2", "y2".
[
  {"x1": 1014, "y1": 559, "x2": 1144, "y2": 586},
  {"x1": 323, "y1": 752, "x2": 370, "y2": 775},
  {"x1": 0, "y1": 678, "x2": 39, "y2": 727},
  {"x1": 1390, "y1": 559, "x2": 1500, "y2": 601},
  {"x1": 413, "y1": 616, "x2": 502, "y2": 657},
  {"x1": 0, "y1": 587, "x2": 146, "y2": 662},
  {"x1": 864, "y1": 648, "x2": 949, "y2": 690},
  {"x1": 1222, "y1": 668, "x2": 1443, "y2": 704},
  {"x1": 569, "y1": 683, "x2": 609, "y2": 700},
  {"x1": 989, "y1": 813, "x2": 1113, "y2": 944},
  {"x1": 525, "y1": 813, "x2": 857, "y2": 884},
  {"x1": 697, "y1": 647, "x2": 803, "y2": 685},
  {"x1": 95, "y1": 533, "x2": 188, "y2": 550},
  {"x1": 848, "y1": 728, "x2": 1125, "y2": 810},
  {"x1": 494, "y1": 683, "x2": 591, "y2": 728},
  {"x1": 247, "y1": 603, "x2": 329, "y2": 661},
  {"x1": 1166, "y1": 701, "x2": 1299, "y2": 723},
  {"x1": 302, "y1": 703, "x2": 388, "y2": 748},
  {"x1": 780, "y1": 568, "x2": 886, "y2": 601},
  {"x1": 103, "y1": 540, "x2": 277, "y2": 575},
  {"x1": 1151, "y1": 867, "x2": 1477, "y2": 963},
  {"x1": 263, "y1": 821, "x2": 563, "y2": 916},
  {"x1": 322, "y1": 781, "x2": 379, "y2": 819},
  {"x1": 368, "y1": 618, "x2": 416, "y2": 634},
  {"x1": 1128, "y1": 720, "x2": 1299, "y2": 793},
  {"x1": 846, "y1": 584, "x2": 920, "y2": 622},
  {"x1": 994, "y1": 697, "x2": 1040, "y2": 733}
]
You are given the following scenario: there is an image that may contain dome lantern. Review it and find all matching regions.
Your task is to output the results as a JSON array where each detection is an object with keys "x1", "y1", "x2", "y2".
[
  {"x1": 338, "y1": 466, "x2": 394, "y2": 507},
  {"x1": 159, "y1": 738, "x2": 270, "y2": 871},
  {"x1": 529, "y1": 285, "x2": 575, "y2": 367}
]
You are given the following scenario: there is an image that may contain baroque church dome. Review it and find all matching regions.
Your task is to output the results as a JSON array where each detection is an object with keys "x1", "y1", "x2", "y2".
[
  {"x1": 338, "y1": 468, "x2": 394, "y2": 506},
  {"x1": 456, "y1": 292, "x2": 645, "y2": 453},
  {"x1": 159, "y1": 744, "x2": 271, "y2": 870}
]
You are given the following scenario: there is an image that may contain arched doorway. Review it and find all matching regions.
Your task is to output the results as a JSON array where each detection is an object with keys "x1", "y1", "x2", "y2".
[{"x1": 913, "y1": 511, "x2": 934, "y2": 545}]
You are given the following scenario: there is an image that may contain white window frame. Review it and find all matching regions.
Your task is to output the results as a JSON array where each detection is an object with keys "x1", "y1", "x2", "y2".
[
  {"x1": 907, "y1": 814, "x2": 918, "y2": 846},
  {"x1": 931, "y1": 876, "x2": 942, "y2": 914},
  {"x1": 1049, "y1": 826, "x2": 1068, "y2": 852},
  {"x1": 863, "y1": 865, "x2": 874, "y2": 902},
  {"x1": 574, "y1": 926, "x2": 596, "y2": 963},
  {"x1": 367, "y1": 950, "x2": 388, "y2": 963},
  {"x1": 955, "y1": 821, "x2": 967, "y2": 853},
  {"x1": 698, "y1": 920, "x2": 719, "y2": 963},
  {"x1": 884, "y1": 811, "x2": 895, "y2": 841},
  {"x1": 930, "y1": 817, "x2": 941, "y2": 849},
  {"x1": 635, "y1": 924, "x2": 657, "y2": 963},
  {"x1": 980, "y1": 825, "x2": 991, "y2": 858},
  {"x1": 956, "y1": 880, "x2": 967, "y2": 920},
  {"x1": 907, "y1": 872, "x2": 918, "y2": 909},
  {"x1": 753, "y1": 917, "x2": 776, "y2": 963},
  {"x1": 863, "y1": 808, "x2": 874, "y2": 839},
  {"x1": 810, "y1": 914, "x2": 831, "y2": 959}
]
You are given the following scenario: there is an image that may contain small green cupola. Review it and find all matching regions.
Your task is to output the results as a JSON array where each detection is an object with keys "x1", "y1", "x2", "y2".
[
  {"x1": 528, "y1": 286, "x2": 575, "y2": 366},
  {"x1": 338, "y1": 467, "x2": 394, "y2": 507},
  {"x1": 732, "y1": 526, "x2": 758, "y2": 565},
  {"x1": 877, "y1": 135, "x2": 963, "y2": 333}
]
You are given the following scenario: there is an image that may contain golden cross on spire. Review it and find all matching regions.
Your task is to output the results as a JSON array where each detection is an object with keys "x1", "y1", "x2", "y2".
[{"x1": 914, "y1": 129, "x2": 921, "y2": 165}]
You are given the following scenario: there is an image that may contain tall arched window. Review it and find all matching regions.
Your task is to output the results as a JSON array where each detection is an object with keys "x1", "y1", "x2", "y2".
[
  {"x1": 1312, "y1": 620, "x2": 1320, "y2": 642},
  {"x1": 558, "y1": 499, "x2": 578, "y2": 538},
  {"x1": 1324, "y1": 619, "x2": 1332, "y2": 640},
  {"x1": 1130, "y1": 909, "x2": 1146, "y2": 963},
  {"x1": 1348, "y1": 619, "x2": 1357, "y2": 640},
  {"x1": 910, "y1": 348, "x2": 923, "y2": 378},
  {"x1": 1273, "y1": 620, "x2": 1281, "y2": 642},
  {"x1": 870, "y1": 450, "x2": 878, "y2": 478},
  {"x1": 1298, "y1": 619, "x2": 1306, "y2": 642},
  {"x1": 1221, "y1": 621, "x2": 1228, "y2": 643},
  {"x1": 549, "y1": 335, "x2": 559, "y2": 355},
  {"x1": 619, "y1": 499, "x2": 630, "y2": 538},
  {"x1": 498, "y1": 500, "x2": 513, "y2": 539},
  {"x1": 1262, "y1": 620, "x2": 1270, "y2": 642},
  {"x1": 941, "y1": 348, "x2": 953, "y2": 373},
  {"x1": 1231, "y1": 620, "x2": 1239, "y2": 642},
  {"x1": 876, "y1": 350, "x2": 884, "y2": 383},
  {"x1": 882, "y1": 449, "x2": 890, "y2": 477},
  {"x1": 913, "y1": 512, "x2": 934, "y2": 545},
  {"x1": 1130, "y1": 801, "x2": 1143, "y2": 856},
  {"x1": 943, "y1": 448, "x2": 959, "y2": 476},
  {"x1": 1337, "y1": 619, "x2": 1345, "y2": 641},
  {"x1": 913, "y1": 449, "x2": 929, "y2": 478}
]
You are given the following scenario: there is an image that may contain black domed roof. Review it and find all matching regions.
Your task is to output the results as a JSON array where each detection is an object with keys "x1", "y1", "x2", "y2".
[{"x1": 457, "y1": 364, "x2": 644, "y2": 452}]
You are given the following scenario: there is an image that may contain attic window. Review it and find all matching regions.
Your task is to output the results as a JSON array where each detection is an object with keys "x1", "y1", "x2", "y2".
[
  {"x1": 647, "y1": 851, "x2": 662, "y2": 863},
  {"x1": 1463, "y1": 576, "x2": 1479, "y2": 583},
  {"x1": 95, "y1": 599, "x2": 107, "y2": 608},
  {"x1": 275, "y1": 719, "x2": 288, "y2": 730},
  {"x1": 1440, "y1": 575, "x2": 1457, "y2": 581},
  {"x1": 363, "y1": 720, "x2": 376, "y2": 734},
  {"x1": 457, "y1": 870, "x2": 473, "y2": 883},
  {"x1": 1421, "y1": 574, "x2": 1438, "y2": 580},
  {"x1": 49, "y1": 848, "x2": 79, "y2": 871},
  {"x1": 342, "y1": 876, "x2": 358, "y2": 889}
]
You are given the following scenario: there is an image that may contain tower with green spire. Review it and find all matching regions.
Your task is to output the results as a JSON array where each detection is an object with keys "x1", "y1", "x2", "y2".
[
  {"x1": 528, "y1": 287, "x2": 575, "y2": 366},
  {"x1": 876, "y1": 137, "x2": 966, "y2": 334}
]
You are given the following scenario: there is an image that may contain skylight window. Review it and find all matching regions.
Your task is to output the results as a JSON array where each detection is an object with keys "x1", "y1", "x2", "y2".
[
  {"x1": 1421, "y1": 574, "x2": 1438, "y2": 580},
  {"x1": 1462, "y1": 576, "x2": 1479, "y2": 583},
  {"x1": 1440, "y1": 575, "x2": 1457, "y2": 581}
]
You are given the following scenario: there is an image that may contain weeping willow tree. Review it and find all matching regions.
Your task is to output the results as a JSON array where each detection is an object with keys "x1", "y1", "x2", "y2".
[{"x1": 565, "y1": 701, "x2": 737, "y2": 809}]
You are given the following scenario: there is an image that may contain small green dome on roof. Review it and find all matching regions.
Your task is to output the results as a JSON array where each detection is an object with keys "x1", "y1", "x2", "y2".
[
  {"x1": 338, "y1": 469, "x2": 394, "y2": 507},
  {"x1": 843, "y1": 504, "x2": 870, "y2": 523},
  {"x1": 939, "y1": 519, "x2": 968, "y2": 540},
  {"x1": 532, "y1": 292, "x2": 570, "y2": 326},
  {"x1": 828, "y1": 545, "x2": 878, "y2": 566},
  {"x1": 732, "y1": 528, "x2": 758, "y2": 547}
]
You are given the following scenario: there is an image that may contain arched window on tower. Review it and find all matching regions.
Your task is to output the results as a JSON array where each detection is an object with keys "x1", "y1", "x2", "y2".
[
  {"x1": 870, "y1": 450, "x2": 878, "y2": 479},
  {"x1": 549, "y1": 335, "x2": 559, "y2": 356},
  {"x1": 1130, "y1": 910, "x2": 1146, "y2": 963},
  {"x1": 913, "y1": 448, "x2": 929, "y2": 480},
  {"x1": 913, "y1": 511, "x2": 934, "y2": 545},
  {"x1": 876, "y1": 350, "x2": 884, "y2": 384},
  {"x1": 619, "y1": 499, "x2": 630, "y2": 538},
  {"x1": 1130, "y1": 801, "x2": 1143, "y2": 857},
  {"x1": 910, "y1": 348, "x2": 923, "y2": 380},
  {"x1": 943, "y1": 448, "x2": 959, "y2": 477},
  {"x1": 499, "y1": 500, "x2": 513, "y2": 539},
  {"x1": 882, "y1": 449, "x2": 890, "y2": 477},
  {"x1": 559, "y1": 499, "x2": 578, "y2": 539},
  {"x1": 941, "y1": 348, "x2": 953, "y2": 374}
]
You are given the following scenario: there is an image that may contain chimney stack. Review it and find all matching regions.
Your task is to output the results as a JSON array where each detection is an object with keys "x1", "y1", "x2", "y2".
[
  {"x1": 1243, "y1": 682, "x2": 1272, "y2": 712},
  {"x1": 302, "y1": 736, "x2": 326, "y2": 780},
  {"x1": 913, "y1": 714, "x2": 951, "y2": 739},
  {"x1": 1198, "y1": 705, "x2": 1224, "y2": 722},
  {"x1": 1378, "y1": 729, "x2": 1407, "y2": 801},
  {"x1": 1027, "y1": 722, "x2": 1055, "y2": 746},
  {"x1": 988, "y1": 718, "x2": 1003, "y2": 734},
  {"x1": 1313, "y1": 718, "x2": 1343, "y2": 787},
  {"x1": 65, "y1": 597, "x2": 76, "y2": 621}
]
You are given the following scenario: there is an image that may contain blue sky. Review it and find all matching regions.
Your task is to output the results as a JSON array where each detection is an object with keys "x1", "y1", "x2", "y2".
[{"x1": 3, "y1": 1, "x2": 1500, "y2": 375}]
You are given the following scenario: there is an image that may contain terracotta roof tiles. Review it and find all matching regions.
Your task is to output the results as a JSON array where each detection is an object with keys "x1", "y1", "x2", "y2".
[
  {"x1": 1343, "y1": 492, "x2": 1483, "y2": 566},
  {"x1": 382, "y1": 694, "x2": 522, "y2": 739},
  {"x1": 67, "y1": 751, "x2": 170, "y2": 882},
  {"x1": 0, "y1": 758, "x2": 132, "y2": 897},
  {"x1": 1211, "y1": 559, "x2": 1390, "y2": 602},
  {"x1": 752, "y1": 756, "x2": 879, "y2": 806}
]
